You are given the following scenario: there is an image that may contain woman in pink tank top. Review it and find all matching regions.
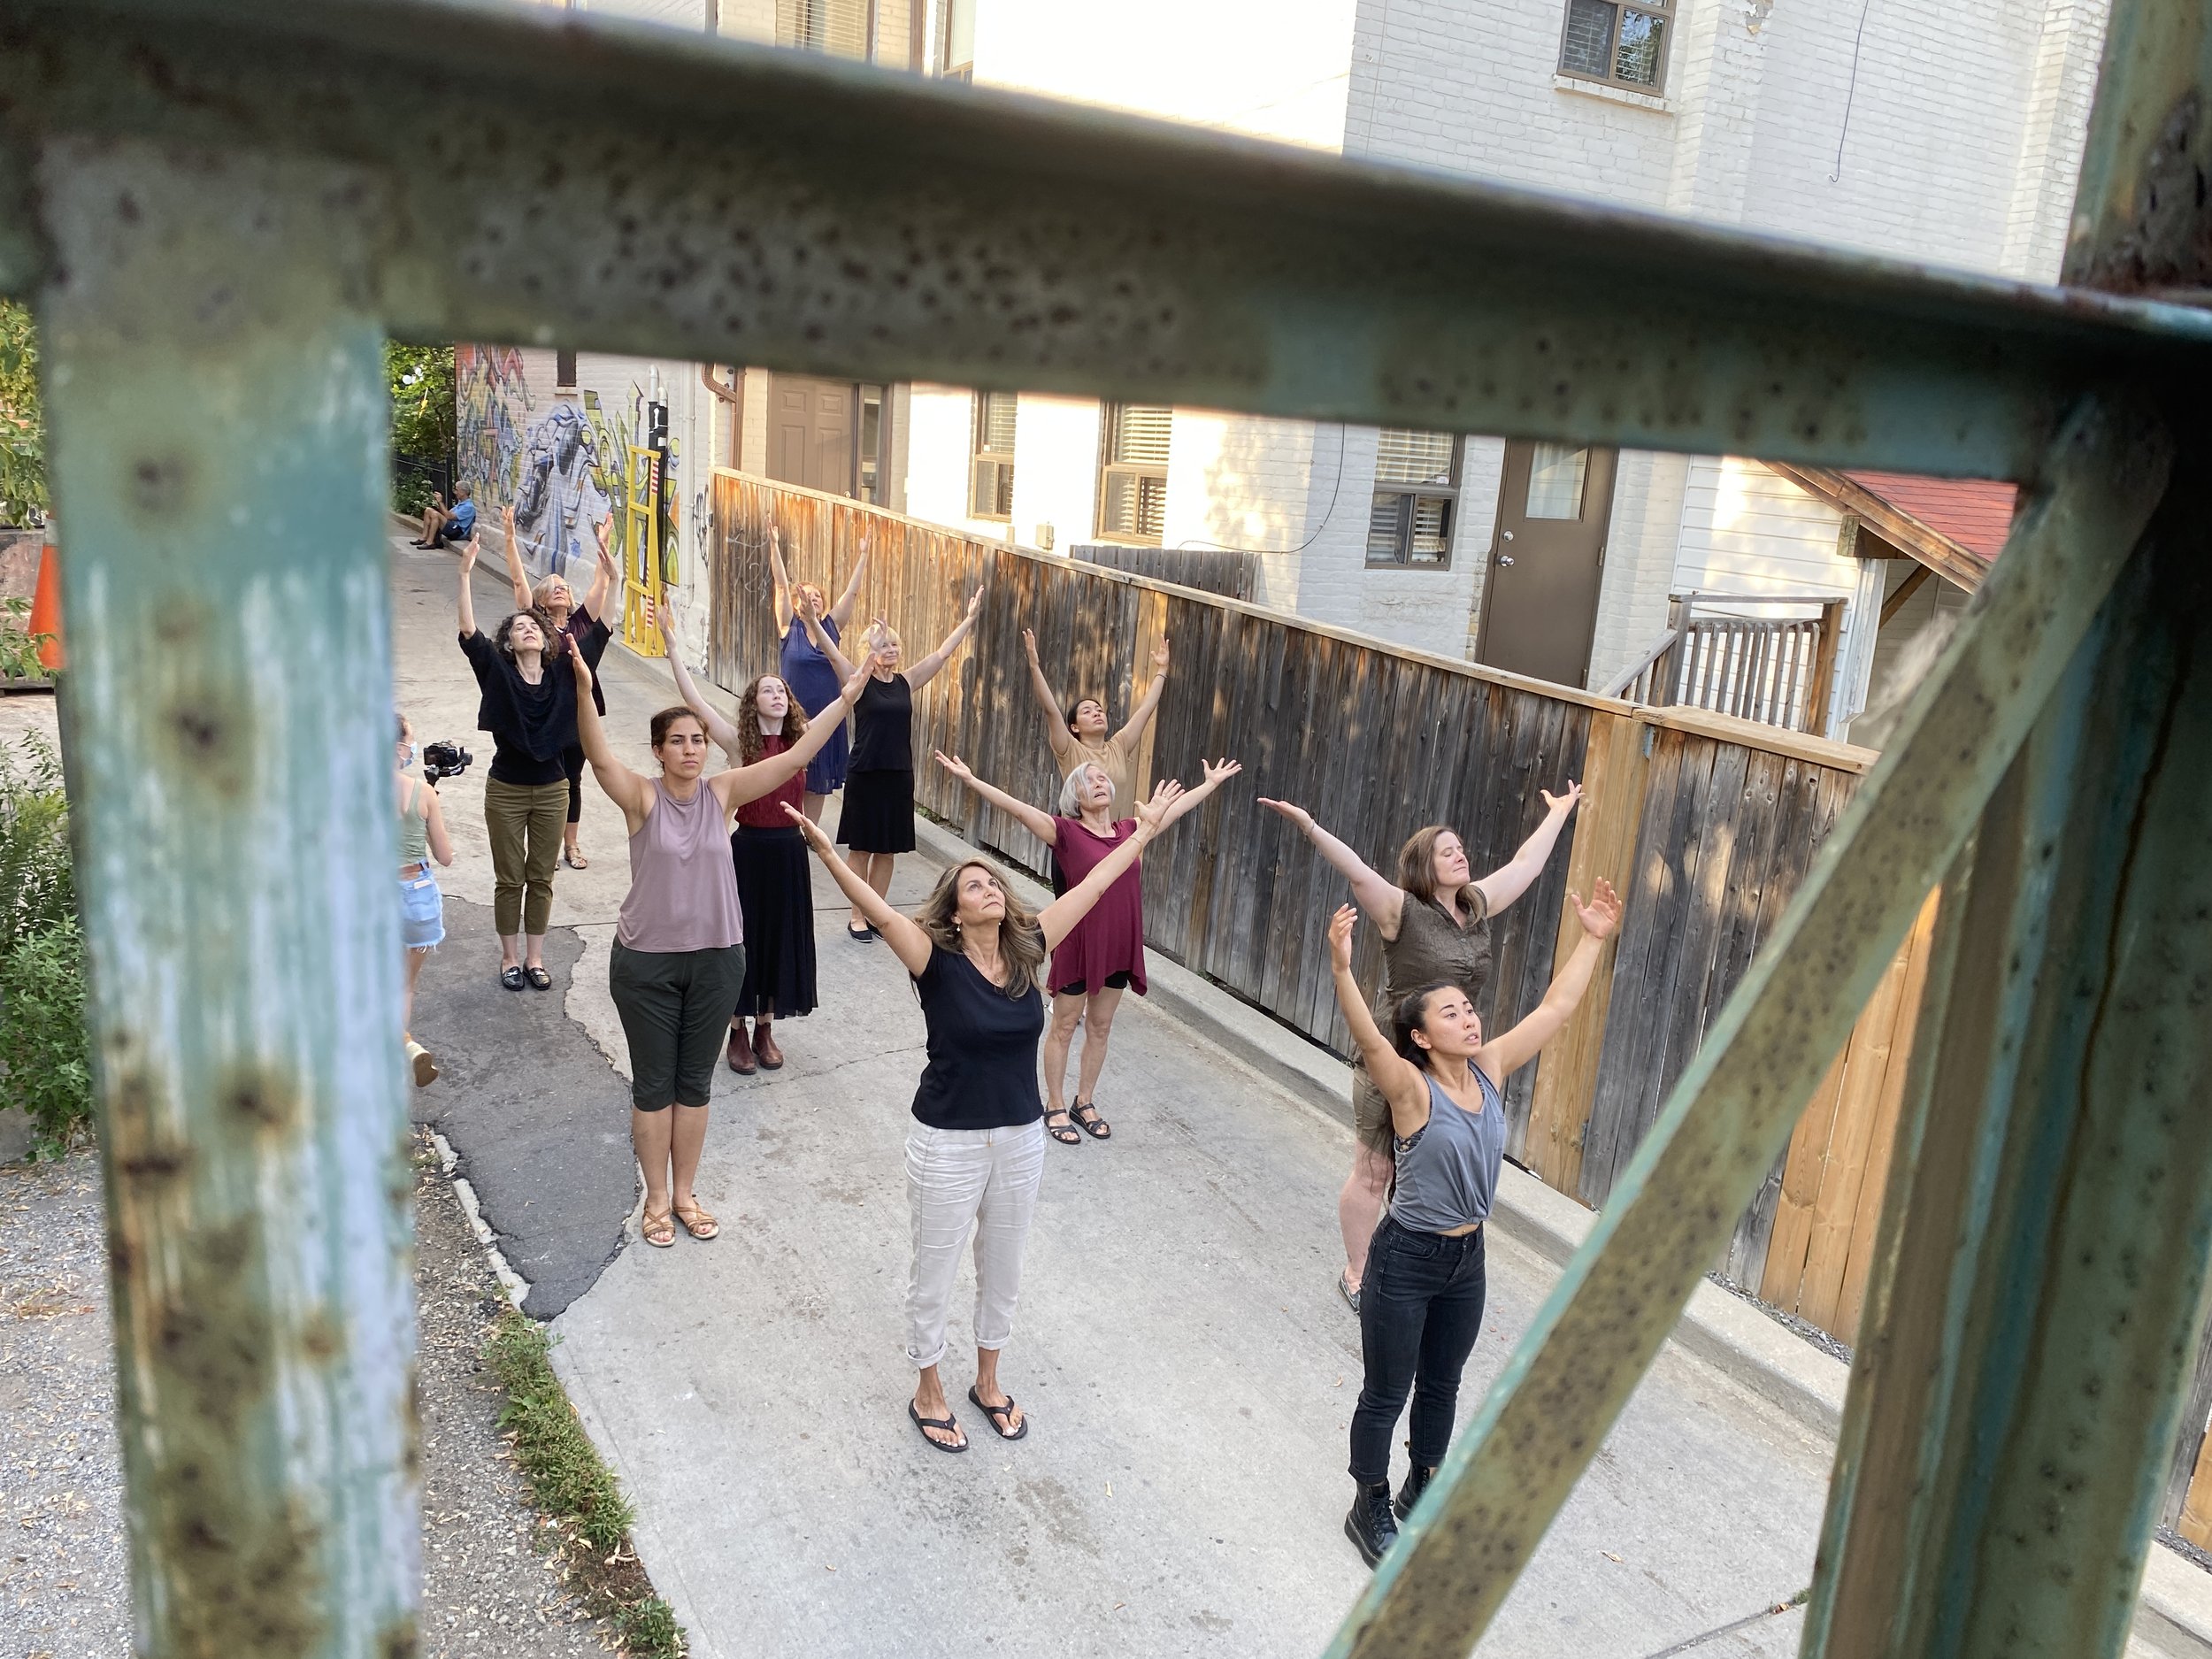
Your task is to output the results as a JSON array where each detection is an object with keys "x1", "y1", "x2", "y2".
[{"x1": 572, "y1": 645, "x2": 872, "y2": 1249}]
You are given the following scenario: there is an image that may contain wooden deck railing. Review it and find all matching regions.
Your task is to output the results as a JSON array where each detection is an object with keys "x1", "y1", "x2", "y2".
[{"x1": 1603, "y1": 591, "x2": 1847, "y2": 735}]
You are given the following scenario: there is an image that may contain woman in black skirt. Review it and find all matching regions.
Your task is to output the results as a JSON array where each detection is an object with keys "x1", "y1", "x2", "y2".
[
  {"x1": 807, "y1": 590, "x2": 981, "y2": 942},
  {"x1": 650, "y1": 600, "x2": 822, "y2": 1075}
]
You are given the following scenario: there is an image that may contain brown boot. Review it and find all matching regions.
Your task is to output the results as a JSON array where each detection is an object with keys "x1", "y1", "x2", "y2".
[
  {"x1": 754, "y1": 1021, "x2": 785, "y2": 1071},
  {"x1": 726, "y1": 1021, "x2": 757, "y2": 1074}
]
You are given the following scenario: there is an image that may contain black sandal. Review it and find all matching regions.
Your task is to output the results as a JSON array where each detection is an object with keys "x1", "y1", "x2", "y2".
[
  {"x1": 524, "y1": 965, "x2": 553, "y2": 991},
  {"x1": 500, "y1": 966, "x2": 526, "y2": 992},
  {"x1": 908, "y1": 1400, "x2": 967, "y2": 1454},
  {"x1": 1070, "y1": 1100, "x2": 1112, "y2": 1141},
  {"x1": 1044, "y1": 1109, "x2": 1081, "y2": 1146},
  {"x1": 967, "y1": 1386, "x2": 1029, "y2": 1441}
]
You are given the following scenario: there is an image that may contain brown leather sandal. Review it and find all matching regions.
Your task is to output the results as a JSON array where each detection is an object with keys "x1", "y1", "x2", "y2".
[
  {"x1": 641, "y1": 1209, "x2": 677, "y2": 1248},
  {"x1": 672, "y1": 1201, "x2": 719, "y2": 1240}
]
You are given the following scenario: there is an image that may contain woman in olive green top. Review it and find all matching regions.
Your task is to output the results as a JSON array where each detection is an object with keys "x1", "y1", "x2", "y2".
[{"x1": 1257, "y1": 787, "x2": 1582, "y2": 1310}]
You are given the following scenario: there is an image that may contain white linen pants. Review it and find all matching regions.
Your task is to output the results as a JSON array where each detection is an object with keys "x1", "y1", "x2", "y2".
[{"x1": 904, "y1": 1118, "x2": 1047, "y2": 1371}]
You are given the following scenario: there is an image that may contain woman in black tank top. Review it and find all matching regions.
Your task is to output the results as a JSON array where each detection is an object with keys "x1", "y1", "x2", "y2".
[{"x1": 1325, "y1": 880, "x2": 1621, "y2": 1570}]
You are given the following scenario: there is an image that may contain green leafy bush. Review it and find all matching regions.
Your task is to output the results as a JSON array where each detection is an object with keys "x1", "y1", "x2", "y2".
[
  {"x1": 0, "y1": 596, "x2": 51, "y2": 683},
  {"x1": 0, "y1": 733, "x2": 73, "y2": 956},
  {"x1": 0, "y1": 918, "x2": 90, "y2": 1158},
  {"x1": 0, "y1": 300, "x2": 45, "y2": 527}
]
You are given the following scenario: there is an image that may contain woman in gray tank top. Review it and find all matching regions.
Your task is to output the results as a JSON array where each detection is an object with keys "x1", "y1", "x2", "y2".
[
  {"x1": 1325, "y1": 879, "x2": 1621, "y2": 1569},
  {"x1": 1258, "y1": 787, "x2": 1583, "y2": 1311},
  {"x1": 571, "y1": 645, "x2": 870, "y2": 1248}
]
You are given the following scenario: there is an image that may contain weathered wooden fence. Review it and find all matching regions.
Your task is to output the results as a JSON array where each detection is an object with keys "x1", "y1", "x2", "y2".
[{"x1": 1070, "y1": 541, "x2": 1260, "y2": 601}]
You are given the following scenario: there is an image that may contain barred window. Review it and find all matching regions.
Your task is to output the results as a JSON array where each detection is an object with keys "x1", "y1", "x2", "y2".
[
  {"x1": 1558, "y1": 0, "x2": 1671, "y2": 94},
  {"x1": 1367, "y1": 428, "x2": 1460, "y2": 567},
  {"x1": 1097, "y1": 403, "x2": 1171, "y2": 544},
  {"x1": 970, "y1": 391, "x2": 1016, "y2": 521}
]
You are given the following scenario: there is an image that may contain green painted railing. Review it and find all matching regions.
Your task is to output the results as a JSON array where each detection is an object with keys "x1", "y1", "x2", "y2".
[{"x1": 1, "y1": 2, "x2": 2208, "y2": 1655}]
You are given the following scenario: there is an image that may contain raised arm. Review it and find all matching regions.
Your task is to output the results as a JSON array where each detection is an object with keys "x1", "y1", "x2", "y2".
[
  {"x1": 1328, "y1": 904, "x2": 1432, "y2": 1132},
  {"x1": 1157, "y1": 757, "x2": 1242, "y2": 828},
  {"x1": 1021, "y1": 628, "x2": 1073, "y2": 762},
  {"x1": 906, "y1": 588, "x2": 982, "y2": 692},
  {"x1": 1477, "y1": 878, "x2": 1622, "y2": 1084},
  {"x1": 934, "y1": 750, "x2": 1056, "y2": 845},
  {"x1": 1473, "y1": 782, "x2": 1584, "y2": 918},
  {"x1": 784, "y1": 803, "x2": 935, "y2": 974},
  {"x1": 800, "y1": 593, "x2": 858, "y2": 680},
  {"x1": 715, "y1": 653, "x2": 873, "y2": 810},
  {"x1": 768, "y1": 524, "x2": 795, "y2": 633},
  {"x1": 581, "y1": 514, "x2": 616, "y2": 619},
  {"x1": 457, "y1": 534, "x2": 482, "y2": 638},
  {"x1": 1256, "y1": 798, "x2": 1408, "y2": 937},
  {"x1": 645, "y1": 599, "x2": 743, "y2": 758},
  {"x1": 1112, "y1": 635, "x2": 1171, "y2": 749},
  {"x1": 500, "y1": 503, "x2": 532, "y2": 611},
  {"x1": 826, "y1": 532, "x2": 871, "y2": 629},
  {"x1": 570, "y1": 652, "x2": 656, "y2": 828},
  {"x1": 1036, "y1": 780, "x2": 1181, "y2": 952},
  {"x1": 422, "y1": 783, "x2": 457, "y2": 868}
]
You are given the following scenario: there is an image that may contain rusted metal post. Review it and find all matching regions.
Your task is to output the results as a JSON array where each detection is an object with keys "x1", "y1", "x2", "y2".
[{"x1": 35, "y1": 138, "x2": 418, "y2": 1655}]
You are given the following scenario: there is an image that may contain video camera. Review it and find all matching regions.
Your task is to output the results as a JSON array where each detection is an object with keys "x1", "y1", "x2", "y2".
[{"x1": 423, "y1": 741, "x2": 473, "y2": 787}]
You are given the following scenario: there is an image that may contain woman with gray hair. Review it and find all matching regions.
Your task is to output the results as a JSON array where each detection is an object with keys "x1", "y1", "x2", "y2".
[{"x1": 933, "y1": 749, "x2": 1241, "y2": 1144}]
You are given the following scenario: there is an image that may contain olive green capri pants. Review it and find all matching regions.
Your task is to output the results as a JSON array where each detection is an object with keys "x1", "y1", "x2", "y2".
[
  {"x1": 483, "y1": 778, "x2": 568, "y2": 937},
  {"x1": 609, "y1": 941, "x2": 748, "y2": 1110}
]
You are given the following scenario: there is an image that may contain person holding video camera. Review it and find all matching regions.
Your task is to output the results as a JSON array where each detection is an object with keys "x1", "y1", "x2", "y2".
[
  {"x1": 457, "y1": 532, "x2": 577, "y2": 993},
  {"x1": 395, "y1": 712, "x2": 456, "y2": 1087}
]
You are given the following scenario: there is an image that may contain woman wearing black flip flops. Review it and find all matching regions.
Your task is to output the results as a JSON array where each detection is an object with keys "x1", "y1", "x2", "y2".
[
  {"x1": 787, "y1": 778, "x2": 1198, "y2": 1454},
  {"x1": 1326, "y1": 879, "x2": 1620, "y2": 1568}
]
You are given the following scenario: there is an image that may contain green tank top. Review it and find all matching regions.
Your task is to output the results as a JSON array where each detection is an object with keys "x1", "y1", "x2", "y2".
[{"x1": 397, "y1": 778, "x2": 428, "y2": 864}]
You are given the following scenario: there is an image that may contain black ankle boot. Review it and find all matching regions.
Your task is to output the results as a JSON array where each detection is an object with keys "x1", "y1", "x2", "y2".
[
  {"x1": 1344, "y1": 1479, "x2": 1400, "y2": 1567},
  {"x1": 1394, "y1": 1462, "x2": 1437, "y2": 1521}
]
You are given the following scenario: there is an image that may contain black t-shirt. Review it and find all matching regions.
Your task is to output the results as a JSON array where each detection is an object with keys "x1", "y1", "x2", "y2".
[
  {"x1": 910, "y1": 941, "x2": 1046, "y2": 1130},
  {"x1": 458, "y1": 630, "x2": 577, "y2": 786},
  {"x1": 559, "y1": 605, "x2": 614, "y2": 717},
  {"x1": 849, "y1": 672, "x2": 913, "y2": 773}
]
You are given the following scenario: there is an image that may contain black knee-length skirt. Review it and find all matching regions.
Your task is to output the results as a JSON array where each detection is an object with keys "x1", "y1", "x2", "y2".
[
  {"x1": 732, "y1": 824, "x2": 818, "y2": 1018},
  {"x1": 835, "y1": 768, "x2": 916, "y2": 854}
]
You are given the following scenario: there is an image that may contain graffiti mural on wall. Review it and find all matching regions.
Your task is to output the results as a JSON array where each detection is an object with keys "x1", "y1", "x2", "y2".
[{"x1": 454, "y1": 344, "x2": 683, "y2": 588}]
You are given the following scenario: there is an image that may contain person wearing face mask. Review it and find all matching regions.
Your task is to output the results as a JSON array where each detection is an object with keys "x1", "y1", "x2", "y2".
[
  {"x1": 457, "y1": 532, "x2": 578, "y2": 992},
  {"x1": 1325, "y1": 881, "x2": 1619, "y2": 1566},
  {"x1": 802, "y1": 590, "x2": 983, "y2": 942},
  {"x1": 1020, "y1": 626, "x2": 1170, "y2": 821},
  {"x1": 500, "y1": 503, "x2": 617, "y2": 870},
  {"x1": 1256, "y1": 787, "x2": 1583, "y2": 1311},
  {"x1": 649, "y1": 598, "x2": 823, "y2": 1077},
  {"x1": 571, "y1": 642, "x2": 872, "y2": 1248},
  {"x1": 768, "y1": 523, "x2": 870, "y2": 823},
  {"x1": 395, "y1": 712, "x2": 456, "y2": 1087}
]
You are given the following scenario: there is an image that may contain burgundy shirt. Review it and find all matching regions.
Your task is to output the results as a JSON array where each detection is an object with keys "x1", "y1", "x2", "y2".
[{"x1": 1048, "y1": 816, "x2": 1147, "y2": 995}]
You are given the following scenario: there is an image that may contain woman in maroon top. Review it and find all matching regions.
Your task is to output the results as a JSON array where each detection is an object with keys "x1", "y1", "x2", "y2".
[
  {"x1": 653, "y1": 601, "x2": 817, "y2": 1075},
  {"x1": 500, "y1": 502, "x2": 618, "y2": 870},
  {"x1": 933, "y1": 750, "x2": 1240, "y2": 1143}
]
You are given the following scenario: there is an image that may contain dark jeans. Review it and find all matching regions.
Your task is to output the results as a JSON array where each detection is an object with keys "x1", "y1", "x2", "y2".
[{"x1": 1348, "y1": 1215, "x2": 1487, "y2": 1484}]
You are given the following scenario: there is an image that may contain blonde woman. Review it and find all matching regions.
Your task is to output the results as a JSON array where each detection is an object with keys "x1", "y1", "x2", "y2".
[
  {"x1": 805, "y1": 590, "x2": 983, "y2": 940},
  {"x1": 787, "y1": 778, "x2": 1197, "y2": 1453},
  {"x1": 501, "y1": 503, "x2": 617, "y2": 869}
]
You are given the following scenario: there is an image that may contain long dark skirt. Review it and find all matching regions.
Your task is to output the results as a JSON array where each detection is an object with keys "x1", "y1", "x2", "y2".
[{"x1": 731, "y1": 824, "x2": 818, "y2": 1019}]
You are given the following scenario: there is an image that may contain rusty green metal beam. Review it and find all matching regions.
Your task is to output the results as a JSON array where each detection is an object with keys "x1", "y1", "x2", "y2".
[
  {"x1": 1, "y1": 0, "x2": 2210, "y2": 479},
  {"x1": 1321, "y1": 390, "x2": 2172, "y2": 1659},
  {"x1": 37, "y1": 136, "x2": 418, "y2": 1655}
]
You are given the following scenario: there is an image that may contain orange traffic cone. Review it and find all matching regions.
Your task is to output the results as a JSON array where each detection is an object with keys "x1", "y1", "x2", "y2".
[{"x1": 27, "y1": 536, "x2": 61, "y2": 672}]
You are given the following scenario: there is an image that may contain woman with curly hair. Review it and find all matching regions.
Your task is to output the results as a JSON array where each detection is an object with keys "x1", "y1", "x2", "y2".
[
  {"x1": 457, "y1": 531, "x2": 576, "y2": 992},
  {"x1": 787, "y1": 778, "x2": 1200, "y2": 1454},
  {"x1": 651, "y1": 601, "x2": 818, "y2": 1076},
  {"x1": 498, "y1": 503, "x2": 618, "y2": 871}
]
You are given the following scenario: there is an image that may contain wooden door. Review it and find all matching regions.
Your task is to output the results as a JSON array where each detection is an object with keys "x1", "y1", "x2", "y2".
[
  {"x1": 768, "y1": 374, "x2": 854, "y2": 496},
  {"x1": 1475, "y1": 441, "x2": 1617, "y2": 687}
]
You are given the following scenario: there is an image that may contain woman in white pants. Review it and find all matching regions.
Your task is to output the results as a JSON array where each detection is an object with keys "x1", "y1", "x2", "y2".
[{"x1": 786, "y1": 779, "x2": 1188, "y2": 1452}]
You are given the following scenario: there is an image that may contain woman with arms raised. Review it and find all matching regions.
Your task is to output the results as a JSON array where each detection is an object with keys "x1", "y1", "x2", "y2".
[
  {"x1": 787, "y1": 777, "x2": 1198, "y2": 1453},
  {"x1": 1020, "y1": 626, "x2": 1170, "y2": 821},
  {"x1": 500, "y1": 503, "x2": 618, "y2": 870},
  {"x1": 1257, "y1": 789, "x2": 1581, "y2": 1310},
  {"x1": 1328, "y1": 877, "x2": 1621, "y2": 1567},
  {"x1": 570, "y1": 641, "x2": 871, "y2": 1248},
  {"x1": 933, "y1": 749, "x2": 1242, "y2": 1144},
  {"x1": 769, "y1": 523, "x2": 870, "y2": 822}
]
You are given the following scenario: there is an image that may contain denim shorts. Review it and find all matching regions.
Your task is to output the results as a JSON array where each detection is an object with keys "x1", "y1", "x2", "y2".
[{"x1": 399, "y1": 864, "x2": 445, "y2": 950}]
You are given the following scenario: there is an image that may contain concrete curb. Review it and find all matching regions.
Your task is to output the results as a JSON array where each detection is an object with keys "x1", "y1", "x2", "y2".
[{"x1": 905, "y1": 810, "x2": 2212, "y2": 1650}]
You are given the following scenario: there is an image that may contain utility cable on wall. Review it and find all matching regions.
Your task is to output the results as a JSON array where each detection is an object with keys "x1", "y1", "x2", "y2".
[
  {"x1": 1172, "y1": 421, "x2": 1352, "y2": 557},
  {"x1": 1830, "y1": 0, "x2": 1876, "y2": 183}
]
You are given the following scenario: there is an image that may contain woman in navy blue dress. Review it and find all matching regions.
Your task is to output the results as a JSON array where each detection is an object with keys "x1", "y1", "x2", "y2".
[{"x1": 769, "y1": 522, "x2": 870, "y2": 823}]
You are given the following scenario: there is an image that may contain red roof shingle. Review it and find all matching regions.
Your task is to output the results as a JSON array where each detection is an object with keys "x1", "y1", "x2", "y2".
[{"x1": 1842, "y1": 471, "x2": 2018, "y2": 562}]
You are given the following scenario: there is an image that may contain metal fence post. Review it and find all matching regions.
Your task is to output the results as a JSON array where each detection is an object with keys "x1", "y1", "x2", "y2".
[{"x1": 35, "y1": 137, "x2": 418, "y2": 1655}]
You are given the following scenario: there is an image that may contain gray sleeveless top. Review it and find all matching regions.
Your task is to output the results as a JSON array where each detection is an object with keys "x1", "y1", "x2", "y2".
[
  {"x1": 396, "y1": 778, "x2": 428, "y2": 864},
  {"x1": 1390, "y1": 1067, "x2": 1507, "y2": 1234},
  {"x1": 1352, "y1": 887, "x2": 1493, "y2": 1125},
  {"x1": 616, "y1": 779, "x2": 744, "y2": 953}
]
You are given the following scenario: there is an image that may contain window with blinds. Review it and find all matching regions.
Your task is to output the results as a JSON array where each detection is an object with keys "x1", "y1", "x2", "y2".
[
  {"x1": 938, "y1": 0, "x2": 975, "y2": 78},
  {"x1": 777, "y1": 0, "x2": 871, "y2": 59},
  {"x1": 1556, "y1": 0, "x2": 1672, "y2": 94},
  {"x1": 1368, "y1": 427, "x2": 1460, "y2": 567},
  {"x1": 1097, "y1": 403, "x2": 1171, "y2": 544},
  {"x1": 970, "y1": 390, "x2": 1016, "y2": 520}
]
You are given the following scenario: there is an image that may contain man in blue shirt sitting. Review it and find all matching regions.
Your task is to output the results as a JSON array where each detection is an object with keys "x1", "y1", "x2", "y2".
[{"x1": 411, "y1": 482, "x2": 478, "y2": 549}]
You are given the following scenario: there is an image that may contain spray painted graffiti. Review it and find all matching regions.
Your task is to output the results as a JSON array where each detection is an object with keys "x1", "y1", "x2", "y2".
[{"x1": 453, "y1": 344, "x2": 684, "y2": 589}]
